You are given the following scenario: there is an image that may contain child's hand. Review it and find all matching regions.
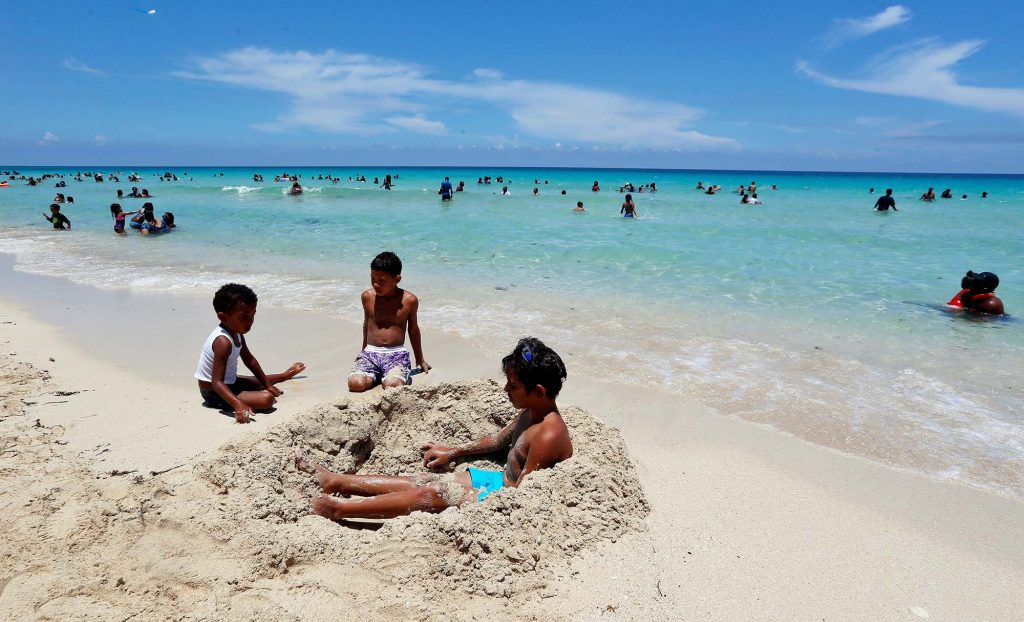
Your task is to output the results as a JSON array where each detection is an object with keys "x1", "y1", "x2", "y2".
[
  {"x1": 266, "y1": 384, "x2": 283, "y2": 397},
  {"x1": 421, "y1": 441, "x2": 455, "y2": 469},
  {"x1": 235, "y1": 407, "x2": 253, "y2": 424},
  {"x1": 418, "y1": 360, "x2": 431, "y2": 374}
]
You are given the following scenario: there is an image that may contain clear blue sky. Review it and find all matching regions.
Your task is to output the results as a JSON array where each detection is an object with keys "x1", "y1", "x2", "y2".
[{"x1": 2, "y1": 1, "x2": 1023, "y2": 172}]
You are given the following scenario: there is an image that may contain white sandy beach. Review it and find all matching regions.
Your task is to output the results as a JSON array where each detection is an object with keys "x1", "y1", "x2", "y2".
[{"x1": 1, "y1": 259, "x2": 1022, "y2": 621}]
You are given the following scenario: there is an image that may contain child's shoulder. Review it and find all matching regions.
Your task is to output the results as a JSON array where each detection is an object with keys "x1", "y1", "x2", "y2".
[{"x1": 401, "y1": 288, "x2": 419, "y2": 304}]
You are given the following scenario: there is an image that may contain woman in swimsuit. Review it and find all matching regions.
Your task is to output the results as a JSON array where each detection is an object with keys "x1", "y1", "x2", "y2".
[{"x1": 620, "y1": 194, "x2": 638, "y2": 218}]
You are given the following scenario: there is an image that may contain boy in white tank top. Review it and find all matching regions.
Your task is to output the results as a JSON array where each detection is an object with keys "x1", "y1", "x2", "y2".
[{"x1": 194, "y1": 283, "x2": 306, "y2": 423}]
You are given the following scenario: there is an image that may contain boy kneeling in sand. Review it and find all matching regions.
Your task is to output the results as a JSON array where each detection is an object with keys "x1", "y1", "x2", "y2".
[
  {"x1": 296, "y1": 337, "x2": 573, "y2": 519},
  {"x1": 195, "y1": 283, "x2": 305, "y2": 423}
]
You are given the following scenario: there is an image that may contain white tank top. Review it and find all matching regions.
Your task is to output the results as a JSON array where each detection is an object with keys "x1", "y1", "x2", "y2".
[{"x1": 194, "y1": 326, "x2": 241, "y2": 383}]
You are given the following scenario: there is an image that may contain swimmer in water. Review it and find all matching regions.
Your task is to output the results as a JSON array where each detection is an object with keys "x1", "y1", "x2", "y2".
[
  {"x1": 873, "y1": 188, "x2": 897, "y2": 211},
  {"x1": 621, "y1": 193, "x2": 637, "y2": 218},
  {"x1": 948, "y1": 271, "x2": 1005, "y2": 315},
  {"x1": 574, "y1": 201, "x2": 585, "y2": 212},
  {"x1": 295, "y1": 338, "x2": 573, "y2": 520}
]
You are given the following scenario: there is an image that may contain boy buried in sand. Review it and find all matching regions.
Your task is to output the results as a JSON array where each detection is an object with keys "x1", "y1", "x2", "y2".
[
  {"x1": 348, "y1": 251, "x2": 430, "y2": 392},
  {"x1": 194, "y1": 283, "x2": 305, "y2": 423},
  {"x1": 296, "y1": 337, "x2": 573, "y2": 520}
]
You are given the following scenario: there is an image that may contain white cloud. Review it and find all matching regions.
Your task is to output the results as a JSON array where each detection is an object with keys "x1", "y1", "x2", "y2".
[
  {"x1": 38, "y1": 132, "x2": 58, "y2": 146},
  {"x1": 826, "y1": 5, "x2": 912, "y2": 47},
  {"x1": 386, "y1": 115, "x2": 447, "y2": 134},
  {"x1": 798, "y1": 39, "x2": 1024, "y2": 116},
  {"x1": 175, "y1": 47, "x2": 738, "y2": 149},
  {"x1": 473, "y1": 68, "x2": 504, "y2": 80},
  {"x1": 63, "y1": 57, "x2": 102, "y2": 75},
  {"x1": 95, "y1": 135, "x2": 108, "y2": 144}
]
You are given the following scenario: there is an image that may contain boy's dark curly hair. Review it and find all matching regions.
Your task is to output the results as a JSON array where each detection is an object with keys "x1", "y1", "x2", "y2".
[
  {"x1": 213, "y1": 283, "x2": 258, "y2": 313},
  {"x1": 501, "y1": 337, "x2": 567, "y2": 398},
  {"x1": 371, "y1": 251, "x2": 402, "y2": 276}
]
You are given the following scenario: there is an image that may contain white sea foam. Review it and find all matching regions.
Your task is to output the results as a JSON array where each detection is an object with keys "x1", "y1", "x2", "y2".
[{"x1": 221, "y1": 185, "x2": 262, "y2": 194}]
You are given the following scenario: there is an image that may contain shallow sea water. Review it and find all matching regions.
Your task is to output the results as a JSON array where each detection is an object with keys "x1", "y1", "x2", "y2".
[{"x1": 1, "y1": 166, "x2": 1021, "y2": 497}]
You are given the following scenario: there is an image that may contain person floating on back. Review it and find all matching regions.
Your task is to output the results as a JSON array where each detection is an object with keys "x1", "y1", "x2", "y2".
[
  {"x1": 194, "y1": 283, "x2": 306, "y2": 423},
  {"x1": 296, "y1": 337, "x2": 574, "y2": 520},
  {"x1": 873, "y1": 188, "x2": 897, "y2": 211},
  {"x1": 348, "y1": 252, "x2": 430, "y2": 392},
  {"x1": 947, "y1": 271, "x2": 1005, "y2": 315}
]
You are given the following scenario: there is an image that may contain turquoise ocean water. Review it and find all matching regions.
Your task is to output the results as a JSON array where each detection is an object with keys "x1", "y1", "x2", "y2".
[{"x1": 1, "y1": 166, "x2": 1021, "y2": 497}]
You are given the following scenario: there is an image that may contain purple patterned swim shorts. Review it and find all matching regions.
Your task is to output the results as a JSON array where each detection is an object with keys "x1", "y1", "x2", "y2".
[{"x1": 350, "y1": 345, "x2": 412, "y2": 384}]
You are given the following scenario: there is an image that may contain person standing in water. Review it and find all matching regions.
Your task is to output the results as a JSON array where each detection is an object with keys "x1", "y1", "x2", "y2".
[{"x1": 620, "y1": 193, "x2": 638, "y2": 218}]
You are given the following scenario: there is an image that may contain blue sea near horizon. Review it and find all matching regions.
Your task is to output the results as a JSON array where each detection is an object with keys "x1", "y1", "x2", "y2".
[{"x1": 0, "y1": 165, "x2": 1021, "y2": 499}]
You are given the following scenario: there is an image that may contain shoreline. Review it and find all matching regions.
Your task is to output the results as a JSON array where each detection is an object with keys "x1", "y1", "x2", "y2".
[{"x1": 1, "y1": 260, "x2": 1022, "y2": 618}]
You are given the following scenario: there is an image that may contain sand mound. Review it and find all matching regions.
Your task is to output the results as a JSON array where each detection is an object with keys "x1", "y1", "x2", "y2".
[
  {"x1": 197, "y1": 379, "x2": 650, "y2": 597},
  {"x1": 0, "y1": 376, "x2": 648, "y2": 619}
]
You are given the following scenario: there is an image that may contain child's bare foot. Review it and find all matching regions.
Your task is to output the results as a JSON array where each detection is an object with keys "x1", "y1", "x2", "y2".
[
  {"x1": 311, "y1": 493, "x2": 337, "y2": 519},
  {"x1": 294, "y1": 447, "x2": 328, "y2": 486},
  {"x1": 282, "y1": 362, "x2": 306, "y2": 380}
]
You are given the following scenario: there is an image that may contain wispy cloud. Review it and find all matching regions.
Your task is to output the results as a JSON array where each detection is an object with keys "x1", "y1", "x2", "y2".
[
  {"x1": 174, "y1": 47, "x2": 738, "y2": 149},
  {"x1": 38, "y1": 131, "x2": 59, "y2": 146},
  {"x1": 63, "y1": 57, "x2": 102, "y2": 75},
  {"x1": 825, "y1": 5, "x2": 912, "y2": 47},
  {"x1": 797, "y1": 38, "x2": 1024, "y2": 116},
  {"x1": 95, "y1": 135, "x2": 109, "y2": 145}
]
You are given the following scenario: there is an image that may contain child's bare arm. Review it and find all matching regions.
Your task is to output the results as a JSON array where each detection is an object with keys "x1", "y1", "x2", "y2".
[
  {"x1": 407, "y1": 295, "x2": 430, "y2": 372},
  {"x1": 357, "y1": 290, "x2": 371, "y2": 356},
  {"x1": 421, "y1": 418, "x2": 518, "y2": 469},
  {"x1": 210, "y1": 336, "x2": 253, "y2": 422},
  {"x1": 240, "y1": 338, "x2": 280, "y2": 396}
]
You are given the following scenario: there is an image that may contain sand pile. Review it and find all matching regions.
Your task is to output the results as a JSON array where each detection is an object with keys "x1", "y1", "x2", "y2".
[
  {"x1": 0, "y1": 375, "x2": 648, "y2": 620},
  {"x1": 197, "y1": 379, "x2": 650, "y2": 597}
]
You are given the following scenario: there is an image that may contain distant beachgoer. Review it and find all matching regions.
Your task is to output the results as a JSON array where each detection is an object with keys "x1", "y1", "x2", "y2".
[
  {"x1": 981, "y1": 191, "x2": 988, "y2": 198},
  {"x1": 195, "y1": 283, "x2": 306, "y2": 423},
  {"x1": 348, "y1": 252, "x2": 430, "y2": 393},
  {"x1": 560, "y1": 190, "x2": 567, "y2": 195},
  {"x1": 740, "y1": 193, "x2": 749, "y2": 204},
  {"x1": 873, "y1": 189, "x2": 897, "y2": 211},
  {"x1": 696, "y1": 181, "x2": 705, "y2": 190},
  {"x1": 574, "y1": 201, "x2": 585, "y2": 212},
  {"x1": 941, "y1": 188, "x2": 953, "y2": 199},
  {"x1": 439, "y1": 177, "x2": 453, "y2": 200},
  {"x1": 771, "y1": 184, "x2": 777, "y2": 191},
  {"x1": 43, "y1": 204, "x2": 71, "y2": 230},
  {"x1": 381, "y1": 174, "x2": 393, "y2": 190},
  {"x1": 65, "y1": 196, "x2": 74, "y2": 204},
  {"x1": 869, "y1": 188, "x2": 875, "y2": 193},
  {"x1": 532, "y1": 187, "x2": 539, "y2": 196},
  {"x1": 748, "y1": 193, "x2": 762, "y2": 205},
  {"x1": 920, "y1": 187, "x2": 936, "y2": 201},
  {"x1": 649, "y1": 182, "x2": 657, "y2": 192},
  {"x1": 141, "y1": 189, "x2": 151, "y2": 198},
  {"x1": 117, "y1": 189, "x2": 124, "y2": 199},
  {"x1": 477, "y1": 177, "x2": 483, "y2": 184},
  {"x1": 621, "y1": 194, "x2": 637, "y2": 218},
  {"x1": 501, "y1": 186, "x2": 510, "y2": 196},
  {"x1": 947, "y1": 271, "x2": 1005, "y2": 315},
  {"x1": 290, "y1": 182, "x2": 303, "y2": 195},
  {"x1": 592, "y1": 181, "x2": 600, "y2": 192},
  {"x1": 296, "y1": 337, "x2": 573, "y2": 520},
  {"x1": 961, "y1": 194, "x2": 968, "y2": 200},
  {"x1": 456, "y1": 181, "x2": 465, "y2": 192}
]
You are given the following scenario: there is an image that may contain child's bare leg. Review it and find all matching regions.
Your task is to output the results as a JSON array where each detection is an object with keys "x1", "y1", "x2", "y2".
[
  {"x1": 264, "y1": 362, "x2": 306, "y2": 385},
  {"x1": 237, "y1": 389, "x2": 276, "y2": 411},
  {"x1": 381, "y1": 377, "x2": 405, "y2": 390},
  {"x1": 311, "y1": 484, "x2": 451, "y2": 520},
  {"x1": 348, "y1": 374, "x2": 375, "y2": 393},
  {"x1": 295, "y1": 447, "x2": 428, "y2": 495}
]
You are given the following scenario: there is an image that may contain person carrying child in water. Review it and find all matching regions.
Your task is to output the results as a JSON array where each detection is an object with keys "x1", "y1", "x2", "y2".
[
  {"x1": 297, "y1": 337, "x2": 574, "y2": 520},
  {"x1": 194, "y1": 283, "x2": 306, "y2": 423},
  {"x1": 348, "y1": 252, "x2": 430, "y2": 392},
  {"x1": 947, "y1": 271, "x2": 1005, "y2": 315}
]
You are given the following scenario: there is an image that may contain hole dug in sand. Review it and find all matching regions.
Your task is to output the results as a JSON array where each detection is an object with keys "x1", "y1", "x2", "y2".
[{"x1": 198, "y1": 379, "x2": 650, "y2": 598}]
